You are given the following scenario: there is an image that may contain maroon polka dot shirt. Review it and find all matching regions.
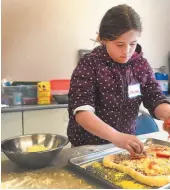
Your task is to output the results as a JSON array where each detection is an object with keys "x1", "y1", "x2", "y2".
[{"x1": 67, "y1": 45, "x2": 169, "y2": 146}]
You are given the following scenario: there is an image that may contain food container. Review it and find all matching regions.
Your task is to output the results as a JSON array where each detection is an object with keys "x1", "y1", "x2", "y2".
[
  {"x1": 37, "y1": 82, "x2": 51, "y2": 105},
  {"x1": 52, "y1": 94, "x2": 68, "y2": 104},
  {"x1": 1, "y1": 133, "x2": 69, "y2": 169},
  {"x1": 13, "y1": 92, "x2": 22, "y2": 105},
  {"x1": 1, "y1": 95, "x2": 13, "y2": 106},
  {"x1": 22, "y1": 97, "x2": 37, "y2": 105},
  {"x1": 50, "y1": 80, "x2": 70, "y2": 95},
  {"x1": 1, "y1": 85, "x2": 37, "y2": 105},
  {"x1": 155, "y1": 72, "x2": 169, "y2": 95}
]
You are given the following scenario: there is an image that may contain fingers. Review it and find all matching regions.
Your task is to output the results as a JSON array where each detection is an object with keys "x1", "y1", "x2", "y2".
[
  {"x1": 165, "y1": 125, "x2": 170, "y2": 133},
  {"x1": 136, "y1": 139, "x2": 144, "y2": 153},
  {"x1": 163, "y1": 123, "x2": 167, "y2": 131},
  {"x1": 126, "y1": 144, "x2": 136, "y2": 155},
  {"x1": 118, "y1": 133, "x2": 144, "y2": 154},
  {"x1": 167, "y1": 128, "x2": 170, "y2": 135},
  {"x1": 129, "y1": 140, "x2": 144, "y2": 154},
  {"x1": 165, "y1": 119, "x2": 170, "y2": 125},
  {"x1": 129, "y1": 141, "x2": 141, "y2": 154},
  {"x1": 163, "y1": 122, "x2": 170, "y2": 131},
  {"x1": 163, "y1": 122, "x2": 170, "y2": 134}
]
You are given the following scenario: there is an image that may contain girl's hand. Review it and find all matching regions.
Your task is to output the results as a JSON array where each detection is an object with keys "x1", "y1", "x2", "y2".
[
  {"x1": 112, "y1": 132, "x2": 144, "y2": 155},
  {"x1": 163, "y1": 119, "x2": 170, "y2": 134}
]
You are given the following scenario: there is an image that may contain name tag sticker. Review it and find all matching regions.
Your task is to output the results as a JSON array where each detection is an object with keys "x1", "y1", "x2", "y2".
[{"x1": 128, "y1": 83, "x2": 141, "y2": 98}]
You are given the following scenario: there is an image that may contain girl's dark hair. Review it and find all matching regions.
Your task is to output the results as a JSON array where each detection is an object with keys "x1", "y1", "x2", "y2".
[{"x1": 99, "y1": 4, "x2": 142, "y2": 41}]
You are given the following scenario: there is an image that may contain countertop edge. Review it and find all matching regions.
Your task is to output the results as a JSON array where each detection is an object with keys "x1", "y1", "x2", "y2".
[{"x1": 1, "y1": 104, "x2": 68, "y2": 113}]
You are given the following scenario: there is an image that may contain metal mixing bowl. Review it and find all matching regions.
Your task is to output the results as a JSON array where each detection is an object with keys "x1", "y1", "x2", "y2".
[{"x1": 1, "y1": 133, "x2": 69, "y2": 169}]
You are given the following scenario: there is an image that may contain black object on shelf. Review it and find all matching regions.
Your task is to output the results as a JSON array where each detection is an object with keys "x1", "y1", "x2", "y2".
[
  {"x1": 12, "y1": 81, "x2": 40, "y2": 86},
  {"x1": 52, "y1": 94, "x2": 68, "y2": 104}
]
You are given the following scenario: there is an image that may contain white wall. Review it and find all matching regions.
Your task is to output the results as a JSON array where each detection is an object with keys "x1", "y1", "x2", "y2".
[
  {"x1": 2, "y1": 0, "x2": 170, "y2": 81},
  {"x1": 138, "y1": 0, "x2": 170, "y2": 71}
]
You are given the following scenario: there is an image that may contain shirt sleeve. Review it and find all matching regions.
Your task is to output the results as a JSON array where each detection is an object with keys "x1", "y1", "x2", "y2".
[
  {"x1": 68, "y1": 55, "x2": 96, "y2": 116},
  {"x1": 73, "y1": 105, "x2": 95, "y2": 115},
  {"x1": 141, "y1": 59, "x2": 170, "y2": 118}
]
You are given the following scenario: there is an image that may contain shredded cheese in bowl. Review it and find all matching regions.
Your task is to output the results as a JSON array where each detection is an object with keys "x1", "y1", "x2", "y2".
[{"x1": 26, "y1": 145, "x2": 49, "y2": 152}]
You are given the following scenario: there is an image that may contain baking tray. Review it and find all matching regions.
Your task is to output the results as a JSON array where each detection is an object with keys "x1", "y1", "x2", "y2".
[{"x1": 69, "y1": 138, "x2": 170, "y2": 189}]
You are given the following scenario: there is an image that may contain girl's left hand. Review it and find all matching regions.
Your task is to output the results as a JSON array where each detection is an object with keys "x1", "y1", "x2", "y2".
[{"x1": 163, "y1": 119, "x2": 170, "y2": 134}]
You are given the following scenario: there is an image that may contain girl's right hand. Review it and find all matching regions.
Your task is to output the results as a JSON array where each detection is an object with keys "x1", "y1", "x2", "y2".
[{"x1": 112, "y1": 132, "x2": 144, "y2": 155}]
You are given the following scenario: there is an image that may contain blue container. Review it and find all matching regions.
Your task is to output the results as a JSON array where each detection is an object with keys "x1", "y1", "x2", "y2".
[
  {"x1": 155, "y1": 72, "x2": 169, "y2": 95},
  {"x1": 13, "y1": 92, "x2": 22, "y2": 105}
]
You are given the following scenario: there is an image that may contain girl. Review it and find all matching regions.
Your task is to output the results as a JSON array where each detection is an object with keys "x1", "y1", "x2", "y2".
[{"x1": 67, "y1": 4, "x2": 170, "y2": 154}]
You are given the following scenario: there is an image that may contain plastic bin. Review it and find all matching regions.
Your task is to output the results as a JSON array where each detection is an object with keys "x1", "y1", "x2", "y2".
[
  {"x1": 50, "y1": 80, "x2": 70, "y2": 95},
  {"x1": 155, "y1": 72, "x2": 169, "y2": 95},
  {"x1": 1, "y1": 85, "x2": 37, "y2": 105},
  {"x1": 21, "y1": 85, "x2": 37, "y2": 98}
]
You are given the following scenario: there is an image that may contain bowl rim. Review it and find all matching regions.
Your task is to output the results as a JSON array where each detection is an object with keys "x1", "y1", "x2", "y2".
[{"x1": 1, "y1": 133, "x2": 69, "y2": 154}]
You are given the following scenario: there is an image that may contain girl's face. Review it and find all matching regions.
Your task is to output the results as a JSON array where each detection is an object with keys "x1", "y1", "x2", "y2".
[{"x1": 104, "y1": 30, "x2": 140, "y2": 64}]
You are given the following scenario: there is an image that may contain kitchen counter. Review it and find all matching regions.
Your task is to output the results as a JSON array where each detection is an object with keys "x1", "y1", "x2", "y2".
[
  {"x1": 1, "y1": 143, "x2": 114, "y2": 189},
  {"x1": 2, "y1": 95, "x2": 170, "y2": 113},
  {"x1": 1, "y1": 131, "x2": 169, "y2": 189},
  {"x1": 1, "y1": 103, "x2": 68, "y2": 113}
]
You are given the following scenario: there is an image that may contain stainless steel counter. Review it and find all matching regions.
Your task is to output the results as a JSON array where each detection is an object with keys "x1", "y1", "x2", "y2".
[{"x1": 1, "y1": 144, "x2": 114, "y2": 189}]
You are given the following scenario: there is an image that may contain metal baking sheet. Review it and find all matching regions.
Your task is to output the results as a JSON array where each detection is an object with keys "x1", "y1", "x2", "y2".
[
  {"x1": 145, "y1": 138, "x2": 170, "y2": 147},
  {"x1": 69, "y1": 138, "x2": 170, "y2": 189}
]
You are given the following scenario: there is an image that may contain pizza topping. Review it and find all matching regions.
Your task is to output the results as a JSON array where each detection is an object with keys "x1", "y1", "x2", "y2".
[
  {"x1": 103, "y1": 143, "x2": 170, "y2": 180},
  {"x1": 147, "y1": 169, "x2": 157, "y2": 176},
  {"x1": 148, "y1": 161, "x2": 157, "y2": 168},
  {"x1": 151, "y1": 147, "x2": 167, "y2": 151},
  {"x1": 156, "y1": 151, "x2": 170, "y2": 158},
  {"x1": 151, "y1": 145, "x2": 168, "y2": 151},
  {"x1": 149, "y1": 144, "x2": 168, "y2": 152},
  {"x1": 130, "y1": 153, "x2": 146, "y2": 160},
  {"x1": 148, "y1": 161, "x2": 159, "y2": 170},
  {"x1": 134, "y1": 169, "x2": 147, "y2": 176},
  {"x1": 111, "y1": 154, "x2": 130, "y2": 164}
]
